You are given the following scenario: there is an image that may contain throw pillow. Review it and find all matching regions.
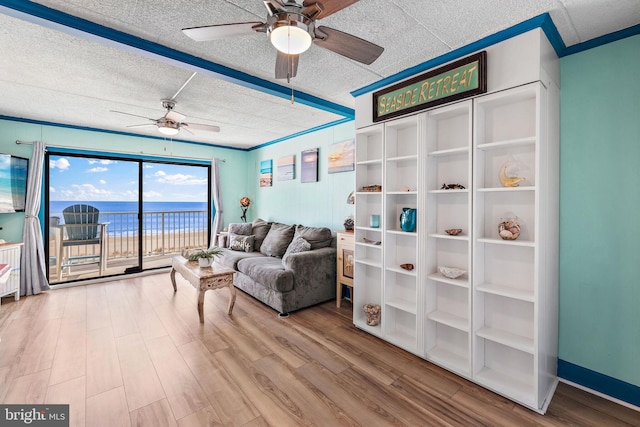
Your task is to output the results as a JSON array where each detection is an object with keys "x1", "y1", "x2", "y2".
[
  {"x1": 283, "y1": 236, "x2": 311, "y2": 263},
  {"x1": 260, "y1": 222, "x2": 295, "y2": 257},
  {"x1": 252, "y1": 218, "x2": 272, "y2": 252},
  {"x1": 228, "y1": 222, "x2": 252, "y2": 236},
  {"x1": 229, "y1": 234, "x2": 255, "y2": 253},
  {"x1": 294, "y1": 225, "x2": 333, "y2": 249}
]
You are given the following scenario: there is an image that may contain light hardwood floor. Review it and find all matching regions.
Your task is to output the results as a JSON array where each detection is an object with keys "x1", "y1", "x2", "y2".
[{"x1": 0, "y1": 273, "x2": 637, "y2": 427}]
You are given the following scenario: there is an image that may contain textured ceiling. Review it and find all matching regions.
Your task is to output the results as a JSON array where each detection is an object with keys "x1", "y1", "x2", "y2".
[{"x1": 0, "y1": 0, "x2": 638, "y2": 149}]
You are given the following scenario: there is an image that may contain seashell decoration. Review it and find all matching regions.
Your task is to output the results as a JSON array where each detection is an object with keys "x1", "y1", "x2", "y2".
[
  {"x1": 363, "y1": 237, "x2": 381, "y2": 245},
  {"x1": 400, "y1": 263, "x2": 414, "y2": 271},
  {"x1": 363, "y1": 304, "x2": 381, "y2": 326},
  {"x1": 498, "y1": 217, "x2": 521, "y2": 240},
  {"x1": 438, "y1": 266, "x2": 466, "y2": 279},
  {"x1": 361, "y1": 184, "x2": 382, "y2": 192},
  {"x1": 445, "y1": 228, "x2": 462, "y2": 236},
  {"x1": 499, "y1": 159, "x2": 526, "y2": 187},
  {"x1": 441, "y1": 183, "x2": 466, "y2": 190}
]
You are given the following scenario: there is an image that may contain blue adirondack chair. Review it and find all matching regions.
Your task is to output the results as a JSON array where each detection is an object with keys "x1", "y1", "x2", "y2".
[{"x1": 55, "y1": 204, "x2": 107, "y2": 280}]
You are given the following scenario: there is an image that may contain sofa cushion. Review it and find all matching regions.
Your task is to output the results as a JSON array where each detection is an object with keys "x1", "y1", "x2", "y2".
[
  {"x1": 283, "y1": 236, "x2": 311, "y2": 264},
  {"x1": 217, "y1": 247, "x2": 264, "y2": 270},
  {"x1": 252, "y1": 218, "x2": 272, "y2": 252},
  {"x1": 229, "y1": 233, "x2": 255, "y2": 252},
  {"x1": 237, "y1": 257, "x2": 294, "y2": 292},
  {"x1": 294, "y1": 225, "x2": 333, "y2": 249},
  {"x1": 260, "y1": 222, "x2": 295, "y2": 257}
]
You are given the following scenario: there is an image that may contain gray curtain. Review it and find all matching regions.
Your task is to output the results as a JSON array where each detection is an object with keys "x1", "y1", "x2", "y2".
[
  {"x1": 210, "y1": 158, "x2": 223, "y2": 246},
  {"x1": 20, "y1": 141, "x2": 50, "y2": 296}
]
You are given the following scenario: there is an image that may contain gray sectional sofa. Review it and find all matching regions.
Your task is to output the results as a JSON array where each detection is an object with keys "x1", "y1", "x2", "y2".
[{"x1": 215, "y1": 218, "x2": 337, "y2": 315}]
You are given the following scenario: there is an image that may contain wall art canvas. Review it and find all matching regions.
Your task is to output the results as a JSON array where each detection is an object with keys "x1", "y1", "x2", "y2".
[
  {"x1": 277, "y1": 155, "x2": 295, "y2": 181},
  {"x1": 328, "y1": 139, "x2": 355, "y2": 174},
  {"x1": 259, "y1": 159, "x2": 273, "y2": 187},
  {"x1": 301, "y1": 148, "x2": 319, "y2": 183}
]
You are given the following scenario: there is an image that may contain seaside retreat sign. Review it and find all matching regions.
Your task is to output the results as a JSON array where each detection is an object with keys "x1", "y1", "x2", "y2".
[{"x1": 373, "y1": 51, "x2": 487, "y2": 121}]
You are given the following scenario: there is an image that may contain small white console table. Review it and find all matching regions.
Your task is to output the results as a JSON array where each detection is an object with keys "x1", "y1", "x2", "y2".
[{"x1": 0, "y1": 242, "x2": 23, "y2": 305}]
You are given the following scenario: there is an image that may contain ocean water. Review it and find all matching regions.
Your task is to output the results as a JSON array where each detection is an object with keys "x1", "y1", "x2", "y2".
[{"x1": 50, "y1": 201, "x2": 210, "y2": 235}]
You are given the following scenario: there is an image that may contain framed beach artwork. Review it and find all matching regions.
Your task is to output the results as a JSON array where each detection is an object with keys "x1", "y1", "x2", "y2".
[
  {"x1": 277, "y1": 155, "x2": 295, "y2": 181},
  {"x1": 342, "y1": 248, "x2": 354, "y2": 279},
  {"x1": 301, "y1": 148, "x2": 318, "y2": 183},
  {"x1": 328, "y1": 139, "x2": 355, "y2": 174},
  {"x1": 259, "y1": 159, "x2": 273, "y2": 187}
]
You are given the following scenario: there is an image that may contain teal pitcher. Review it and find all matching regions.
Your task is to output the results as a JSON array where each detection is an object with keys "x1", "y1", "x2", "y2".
[{"x1": 400, "y1": 208, "x2": 417, "y2": 232}]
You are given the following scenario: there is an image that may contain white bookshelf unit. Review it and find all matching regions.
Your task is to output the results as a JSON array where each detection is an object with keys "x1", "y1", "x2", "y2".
[
  {"x1": 353, "y1": 29, "x2": 560, "y2": 414},
  {"x1": 472, "y1": 81, "x2": 559, "y2": 412},
  {"x1": 383, "y1": 115, "x2": 420, "y2": 352},
  {"x1": 353, "y1": 124, "x2": 384, "y2": 337},
  {"x1": 424, "y1": 100, "x2": 473, "y2": 376}
]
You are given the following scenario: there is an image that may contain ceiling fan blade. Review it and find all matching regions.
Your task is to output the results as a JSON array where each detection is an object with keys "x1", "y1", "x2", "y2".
[
  {"x1": 303, "y1": 0, "x2": 358, "y2": 19},
  {"x1": 166, "y1": 110, "x2": 186, "y2": 123},
  {"x1": 180, "y1": 125, "x2": 194, "y2": 135},
  {"x1": 182, "y1": 22, "x2": 266, "y2": 42},
  {"x1": 264, "y1": 0, "x2": 285, "y2": 16},
  {"x1": 183, "y1": 122, "x2": 221, "y2": 133},
  {"x1": 126, "y1": 123, "x2": 157, "y2": 129},
  {"x1": 314, "y1": 26, "x2": 384, "y2": 65},
  {"x1": 275, "y1": 52, "x2": 299, "y2": 80},
  {"x1": 110, "y1": 110, "x2": 157, "y2": 121}
]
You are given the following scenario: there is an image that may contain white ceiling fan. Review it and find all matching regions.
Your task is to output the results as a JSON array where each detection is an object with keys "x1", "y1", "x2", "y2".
[
  {"x1": 110, "y1": 72, "x2": 220, "y2": 137},
  {"x1": 182, "y1": 0, "x2": 384, "y2": 81}
]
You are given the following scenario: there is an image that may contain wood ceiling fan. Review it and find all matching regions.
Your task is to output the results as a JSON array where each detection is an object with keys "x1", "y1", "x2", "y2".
[{"x1": 182, "y1": 0, "x2": 384, "y2": 81}]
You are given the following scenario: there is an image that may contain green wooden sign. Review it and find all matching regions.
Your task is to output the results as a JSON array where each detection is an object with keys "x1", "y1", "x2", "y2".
[{"x1": 373, "y1": 51, "x2": 487, "y2": 121}]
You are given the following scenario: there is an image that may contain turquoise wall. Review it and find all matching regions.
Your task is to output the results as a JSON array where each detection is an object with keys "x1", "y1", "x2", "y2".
[
  {"x1": 244, "y1": 121, "x2": 355, "y2": 231},
  {"x1": 559, "y1": 35, "x2": 640, "y2": 388},
  {"x1": 0, "y1": 119, "x2": 249, "y2": 243}
]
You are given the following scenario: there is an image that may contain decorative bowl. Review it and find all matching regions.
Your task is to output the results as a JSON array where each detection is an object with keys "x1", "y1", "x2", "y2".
[
  {"x1": 445, "y1": 228, "x2": 462, "y2": 236},
  {"x1": 438, "y1": 266, "x2": 466, "y2": 279}
]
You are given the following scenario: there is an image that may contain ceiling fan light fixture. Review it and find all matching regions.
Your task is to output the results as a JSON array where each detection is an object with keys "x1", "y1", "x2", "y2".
[
  {"x1": 157, "y1": 122, "x2": 180, "y2": 136},
  {"x1": 269, "y1": 15, "x2": 313, "y2": 55}
]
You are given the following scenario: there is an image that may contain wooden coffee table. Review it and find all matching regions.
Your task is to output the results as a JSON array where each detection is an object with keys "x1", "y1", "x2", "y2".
[{"x1": 170, "y1": 256, "x2": 236, "y2": 323}]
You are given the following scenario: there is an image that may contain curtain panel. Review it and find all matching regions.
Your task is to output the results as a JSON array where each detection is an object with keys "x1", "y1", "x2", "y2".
[
  {"x1": 210, "y1": 158, "x2": 223, "y2": 246},
  {"x1": 20, "y1": 140, "x2": 50, "y2": 296}
]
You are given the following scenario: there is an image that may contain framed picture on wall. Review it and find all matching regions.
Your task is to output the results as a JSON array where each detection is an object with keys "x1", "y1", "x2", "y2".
[
  {"x1": 301, "y1": 148, "x2": 318, "y2": 183},
  {"x1": 328, "y1": 139, "x2": 355, "y2": 174},
  {"x1": 259, "y1": 159, "x2": 272, "y2": 187},
  {"x1": 277, "y1": 155, "x2": 295, "y2": 181}
]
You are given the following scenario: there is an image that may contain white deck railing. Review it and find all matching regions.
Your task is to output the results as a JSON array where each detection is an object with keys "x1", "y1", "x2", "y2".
[{"x1": 51, "y1": 210, "x2": 209, "y2": 261}]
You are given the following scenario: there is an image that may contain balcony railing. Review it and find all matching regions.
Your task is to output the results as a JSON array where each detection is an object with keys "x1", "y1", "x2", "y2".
[
  {"x1": 101, "y1": 210, "x2": 210, "y2": 259},
  {"x1": 50, "y1": 209, "x2": 209, "y2": 264}
]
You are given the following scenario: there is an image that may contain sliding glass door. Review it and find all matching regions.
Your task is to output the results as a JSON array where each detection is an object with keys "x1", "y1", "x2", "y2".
[
  {"x1": 46, "y1": 152, "x2": 210, "y2": 284},
  {"x1": 141, "y1": 161, "x2": 209, "y2": 270}
]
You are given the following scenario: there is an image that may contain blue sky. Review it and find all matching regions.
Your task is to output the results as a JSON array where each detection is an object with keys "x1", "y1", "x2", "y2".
[{"x1": 49, "y1": 155, "x2": 208, "y2": 202}]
